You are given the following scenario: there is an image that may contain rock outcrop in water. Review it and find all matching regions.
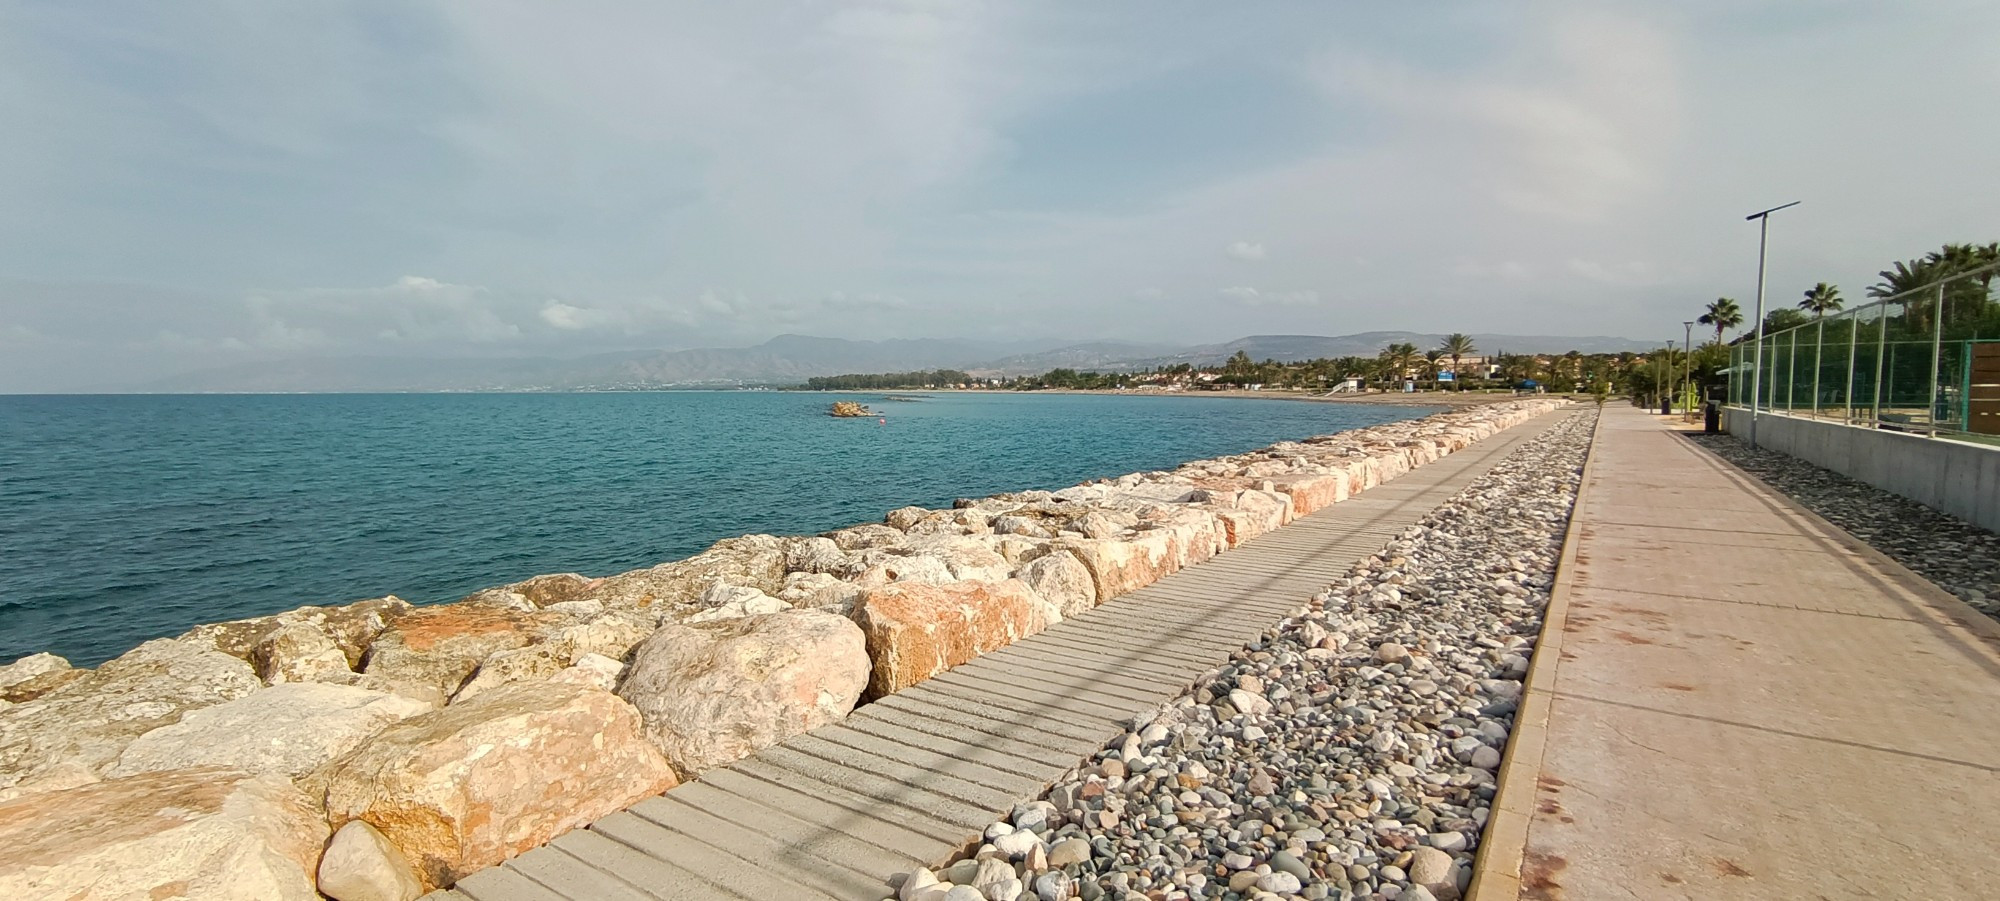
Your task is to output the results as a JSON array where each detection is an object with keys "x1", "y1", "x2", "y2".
[{"x1": 0, "y1": 398, "x2": 1564, "y2": 895}]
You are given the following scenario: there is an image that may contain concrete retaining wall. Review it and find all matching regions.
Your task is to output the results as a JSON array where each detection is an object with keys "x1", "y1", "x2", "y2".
[{"x1": 1721, "y1": 407, "x2": 2000, "y2": 531}]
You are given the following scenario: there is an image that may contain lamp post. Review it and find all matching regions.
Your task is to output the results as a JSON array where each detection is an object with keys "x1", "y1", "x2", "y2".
[
  {"x1": 1745, "y1": 201, "x2": 1801, "y2": 446},
  {"x1": 1683, "y1": 320, "x2": 1695, "y2": 420}
]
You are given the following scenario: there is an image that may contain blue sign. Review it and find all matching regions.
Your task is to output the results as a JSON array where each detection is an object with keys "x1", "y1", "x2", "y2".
[{"x1": 1438, "y1": 372, "x2": 1455, "y2": 382}]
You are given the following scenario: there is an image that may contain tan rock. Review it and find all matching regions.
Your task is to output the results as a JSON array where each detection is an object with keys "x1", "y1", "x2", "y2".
[
  {"x1": 311, "y1": 682, "x2": 677, "y2": 889},
  {"x1": 542, "y1": 608, "x2": 661, "y2": 663},
  {"x1": 0, "y1": 638, "x2": 262, "y2": 791},
  {"x1": 359, "y1": 604, "x2": 549, "y2": 700},
  {"x1": 0, "y1": 767, "x2": 327, "y2": 901},
  {"x1": 465, "y1": 572, "x2": 602, "y2": 608},
  {"x1": 1018, "y1": 550, "x2": 1097, "y2": 619},
  {"x1": 591, "y1": 534, "x2": 789, "y2": 608},
  {"x1": 0, "y1": 652, "x2": 69, "y2": 693},
  {"x1": 109, "y1": 683, "x2": 431, "y2": 779},
  {"x1": 783, "y1": 536, "x2": 850, "y2": 574},
  {"x1": 318, "y1": 819, "x2": 423, "y2": 901},
  {"x1": 1054, "y1": 533, "x2": 1178, "y2": 605},
  {"x1": 824, "y1": 522, "x2": 906, "y2": 550},
  {"x1": 546, "y1": 653, "x2": 625, "y2": 692},
  {"x1": 618, "y1": 610, "x2": 869, "y2": 776},
  {"x1": 0, "y1": 666, "x2": 83, "y2": 703},
  {"x1": 450, "y1": 645, "x2": 567, "y2": 702},
  {"x1": 849, "y1": 579, "x2": 1051, "y2": 696},
  {"x1": 181, "y1": 596, "x2": 411, "y2": 668},
  {"x1": 884, "y1": 505, "x2": 933, "y2": 530},
  {"x1": 776, "y1": 572, "x2": 864, "y2": 610},
  {"x1": 255, "y1": 621, "x2": 355, "y2": 684}
]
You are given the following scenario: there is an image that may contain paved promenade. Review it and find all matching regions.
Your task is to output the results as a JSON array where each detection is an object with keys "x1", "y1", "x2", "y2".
[{"x1": 1481, "y1": 406, "x2": 2000, "y2": 899}]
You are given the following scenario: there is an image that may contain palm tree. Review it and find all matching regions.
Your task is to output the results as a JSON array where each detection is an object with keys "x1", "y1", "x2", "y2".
[
  {"x1": 1423, "y1": 350, "x2": 1446, "y2": 389},
  {"x1": 1869, "y1": 258, "x2": 1944, "y2": 334},
  {"x1": 1972, "y1": 242, "x2": 2000, "y2": 294},
  {"x1": 1798, "y1": 283, "x2": 1843, "y2": 318},
  {"x1": 1697, "y1": 297, "x2": 1744, "y2": 344},
  {"x1": 1438, "y1": 333, "x2": 1477, "y2": 389},
  {"x1": 1375, "y1": 342, "x2": 1420, "y2": 390}
]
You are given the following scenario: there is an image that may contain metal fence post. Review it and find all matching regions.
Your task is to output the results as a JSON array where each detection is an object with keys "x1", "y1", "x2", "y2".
[
  {"x1": 1792, "y1": 328, "x2": 1808, "y2": 414},
  {"x1": 1844, "y1": 310, "x2": 1859, "y2": 424},
  {"x1": 1929, "y1": 282, "x2": 1945, "y2": 436},
  {"x1": 1872, "y1": 305, "x2": 1888, "y2": 428},
  {"x1": 1812, "y1": 317, "x2": 1823, "y2": 419}
]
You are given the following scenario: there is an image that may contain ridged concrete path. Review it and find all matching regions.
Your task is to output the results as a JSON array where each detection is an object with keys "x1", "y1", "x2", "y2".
[
  {"x1": 437, "y1": 408, "x2": 1575, "y2": 901},
  {"x1": 1475, "y1": 405, "x2": 2000, "y2": 899}
]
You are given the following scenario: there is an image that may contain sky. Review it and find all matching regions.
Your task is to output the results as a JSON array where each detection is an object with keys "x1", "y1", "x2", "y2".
[{"x1": 2, "y1": 0, "x2": 1996, "y2": 391}]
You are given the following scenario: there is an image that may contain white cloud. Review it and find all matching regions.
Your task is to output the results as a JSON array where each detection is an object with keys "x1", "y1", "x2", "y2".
[
  {"x1": 1225, "y1": 241, "x2": 1267, "y2": 261},
  {"x1": 1131, "y1": 287, "x2": 1164, "y2": 301},
  {"x1": 539, "y1": 301, "x2": 592, "y2": 330},
  {"x1": 1219, "y1": 286, "x2": 1320, "y2": 307}
]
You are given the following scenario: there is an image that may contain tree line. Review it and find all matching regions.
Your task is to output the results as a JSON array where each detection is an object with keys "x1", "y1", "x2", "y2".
[{"x1": 804, "y1": 369, "x2": 972, "y2": 390}]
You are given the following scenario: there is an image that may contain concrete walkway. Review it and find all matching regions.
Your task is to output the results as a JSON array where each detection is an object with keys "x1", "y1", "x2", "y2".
[
  {"x1": 437, "y1": 411, "x2": 1577, "y2": 901},
  {"x1": 1483, "y1": 405, "x2": 2000, "y2": 899}
]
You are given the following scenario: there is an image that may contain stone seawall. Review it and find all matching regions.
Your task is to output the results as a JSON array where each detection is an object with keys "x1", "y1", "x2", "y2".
[{"x1": 0, "y1": 399, "x2": 1563, "y2": 900}]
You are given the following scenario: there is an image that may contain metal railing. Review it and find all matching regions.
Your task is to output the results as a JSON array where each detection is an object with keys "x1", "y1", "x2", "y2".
[{"x1": 1726, "y1": 262, "x2": 2000, "y2": 442}]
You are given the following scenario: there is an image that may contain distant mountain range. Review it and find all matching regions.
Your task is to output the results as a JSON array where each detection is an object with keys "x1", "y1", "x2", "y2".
[{"x1": 134, "y1": 332, "x2": 1658, "y2": 393}]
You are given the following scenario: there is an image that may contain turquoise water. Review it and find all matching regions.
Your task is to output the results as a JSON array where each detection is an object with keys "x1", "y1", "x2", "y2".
[{"x1": 0, "y1": 392, "x2": 1431, "y2": 666}]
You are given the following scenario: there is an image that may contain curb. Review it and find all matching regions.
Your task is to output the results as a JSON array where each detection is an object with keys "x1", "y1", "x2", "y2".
[{"x1": 1464, "y1": 406, "x2": 1604, "y2": 901}]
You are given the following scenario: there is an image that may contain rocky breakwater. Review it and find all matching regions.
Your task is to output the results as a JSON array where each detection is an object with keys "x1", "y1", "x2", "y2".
[
  {"x1": 0, "y1": 399, "x2": 1561, "y2": 899},
  {"x1": 888, "y1": 410, "x2": 1594, "y2": 901}
]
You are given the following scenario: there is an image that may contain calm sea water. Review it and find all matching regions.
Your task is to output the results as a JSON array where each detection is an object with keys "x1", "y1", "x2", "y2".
[{"x1": 0, "y1": 392, "x2": 1430, "y2": 666}]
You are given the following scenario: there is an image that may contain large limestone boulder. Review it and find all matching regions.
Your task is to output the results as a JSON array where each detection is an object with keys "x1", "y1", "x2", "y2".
[
  {"x1": 0, "y1": 767, "x2": 327, "y2": 900},
  {"x1": 181, "y1": 596, "x2": 411, "y2": 669},
  {"x1": 1053, "y1": 533, "x2": 1178, "y2": 605},
  {"x1": 591, "y1": 535, "x2": 790, "y2": 608},
  {"x1": 310, "y1": 681, "x2": 677, "y2": 890},
  {"x1": 317, "y1": 819, "x2": 423, "y2": 901},
  {"x1": 686, "y1": 585, "x2": 790, "y2": 624},
  {"x1": 450, "y1": 645, "x2": 566, "y2": 702},
  {"x1": 255, "y1": 621, "x2": 356, "y2": 684},
  {"x1": 783, "y1": 536, "x2": 850, "y2": 574},
  {"x1": 776, "y1": 572, "x2": 864, "y2": 610},
  {"x1": 1017, "y1": 550, "x2": 1097, "y2": 619},
  {"x1": 461, "y1": 572, "x2": 603, "y2": 608},
  {"x1": 618, "y1": 609, "x2": 869, "y2": 776},
  {"x1": 852, "y1": 552, "x2": 956, "y2": 587},
  {"x1": 542, "y1": 608, "x2": 662, "y2": 663},
  {"x1": 824, "y1": 523, "x2": 906, "y2": 550},
  {"x1": 0, "y1": 652, "x2": 80, "y2": 703},
  {"x1": 849, "y1": 579, "x2": 1051, "y2": 696},
  {"x1": 359, "y1": 604, "x2": 550, "y2": 701},
  {"x1": 0, "y1": 638, "x2": 262, "y2": 792},
  {"x1": 109, "y1": 683, "x2": 431, "y2": 779}
]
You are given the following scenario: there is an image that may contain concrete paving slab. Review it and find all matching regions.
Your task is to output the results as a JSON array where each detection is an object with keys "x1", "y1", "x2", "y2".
[{"x1": 1482, "y1": 405, "x2": 2000, "y2": 901}]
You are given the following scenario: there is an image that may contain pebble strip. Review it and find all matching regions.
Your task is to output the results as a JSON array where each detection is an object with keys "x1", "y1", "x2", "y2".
[
  {"x1": 886, "y1": 410, "x2": 1596, "y2": 901},
  {"x1": 1689, "y1": 434, "x2": 2000, "y2": 621}
]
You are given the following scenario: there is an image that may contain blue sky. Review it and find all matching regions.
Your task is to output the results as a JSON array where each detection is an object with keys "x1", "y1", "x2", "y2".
[{"x1": 2, "y1": 1, "x2": 1996, "y2": 390}]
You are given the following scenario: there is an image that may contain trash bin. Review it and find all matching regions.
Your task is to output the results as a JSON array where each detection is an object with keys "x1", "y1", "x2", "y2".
[
  {"x1": 1704, "y1": 401, "x2": 1721, "y2": 433},
  {"x1": 1660, "y1": 396, "x2": 1671, "y2": 415}
]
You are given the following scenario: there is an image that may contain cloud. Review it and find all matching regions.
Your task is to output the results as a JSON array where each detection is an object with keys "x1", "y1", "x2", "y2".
[
  {"x1": 539, "y1": 301, "x2": 593, "y2": 330},
  {"x1": 1225, "y1": 241, "x2": 1268, "y2": 261},
  {"x1": 1131, "y1": 287, "x2": 1164, "y2": 300},
  {"x1": 1220, "y1": 286, "x2": 1320, "y2": 307}
]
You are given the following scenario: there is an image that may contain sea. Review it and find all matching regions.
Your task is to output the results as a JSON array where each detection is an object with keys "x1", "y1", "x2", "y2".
[{"x1": 0, "y1": 391, "x2": 1432, "y2": 666}]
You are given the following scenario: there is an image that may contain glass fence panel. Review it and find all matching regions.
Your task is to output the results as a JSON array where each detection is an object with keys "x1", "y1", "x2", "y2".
[
  {"x1": 1851, "y1": 304, "x2": 1883, "y2": 425},
  {"x1": 1721, "y1": 264, "x2": 1999, "y2": 443}
]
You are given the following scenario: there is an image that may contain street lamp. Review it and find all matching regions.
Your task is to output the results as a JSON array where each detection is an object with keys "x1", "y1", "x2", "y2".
[
  {"x1": 1682, "y1": 321, "x2": 1695, "y2": 420},
  {"x1": 1745, "y1": 200, "x2": 1801, "y2": 445}
]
